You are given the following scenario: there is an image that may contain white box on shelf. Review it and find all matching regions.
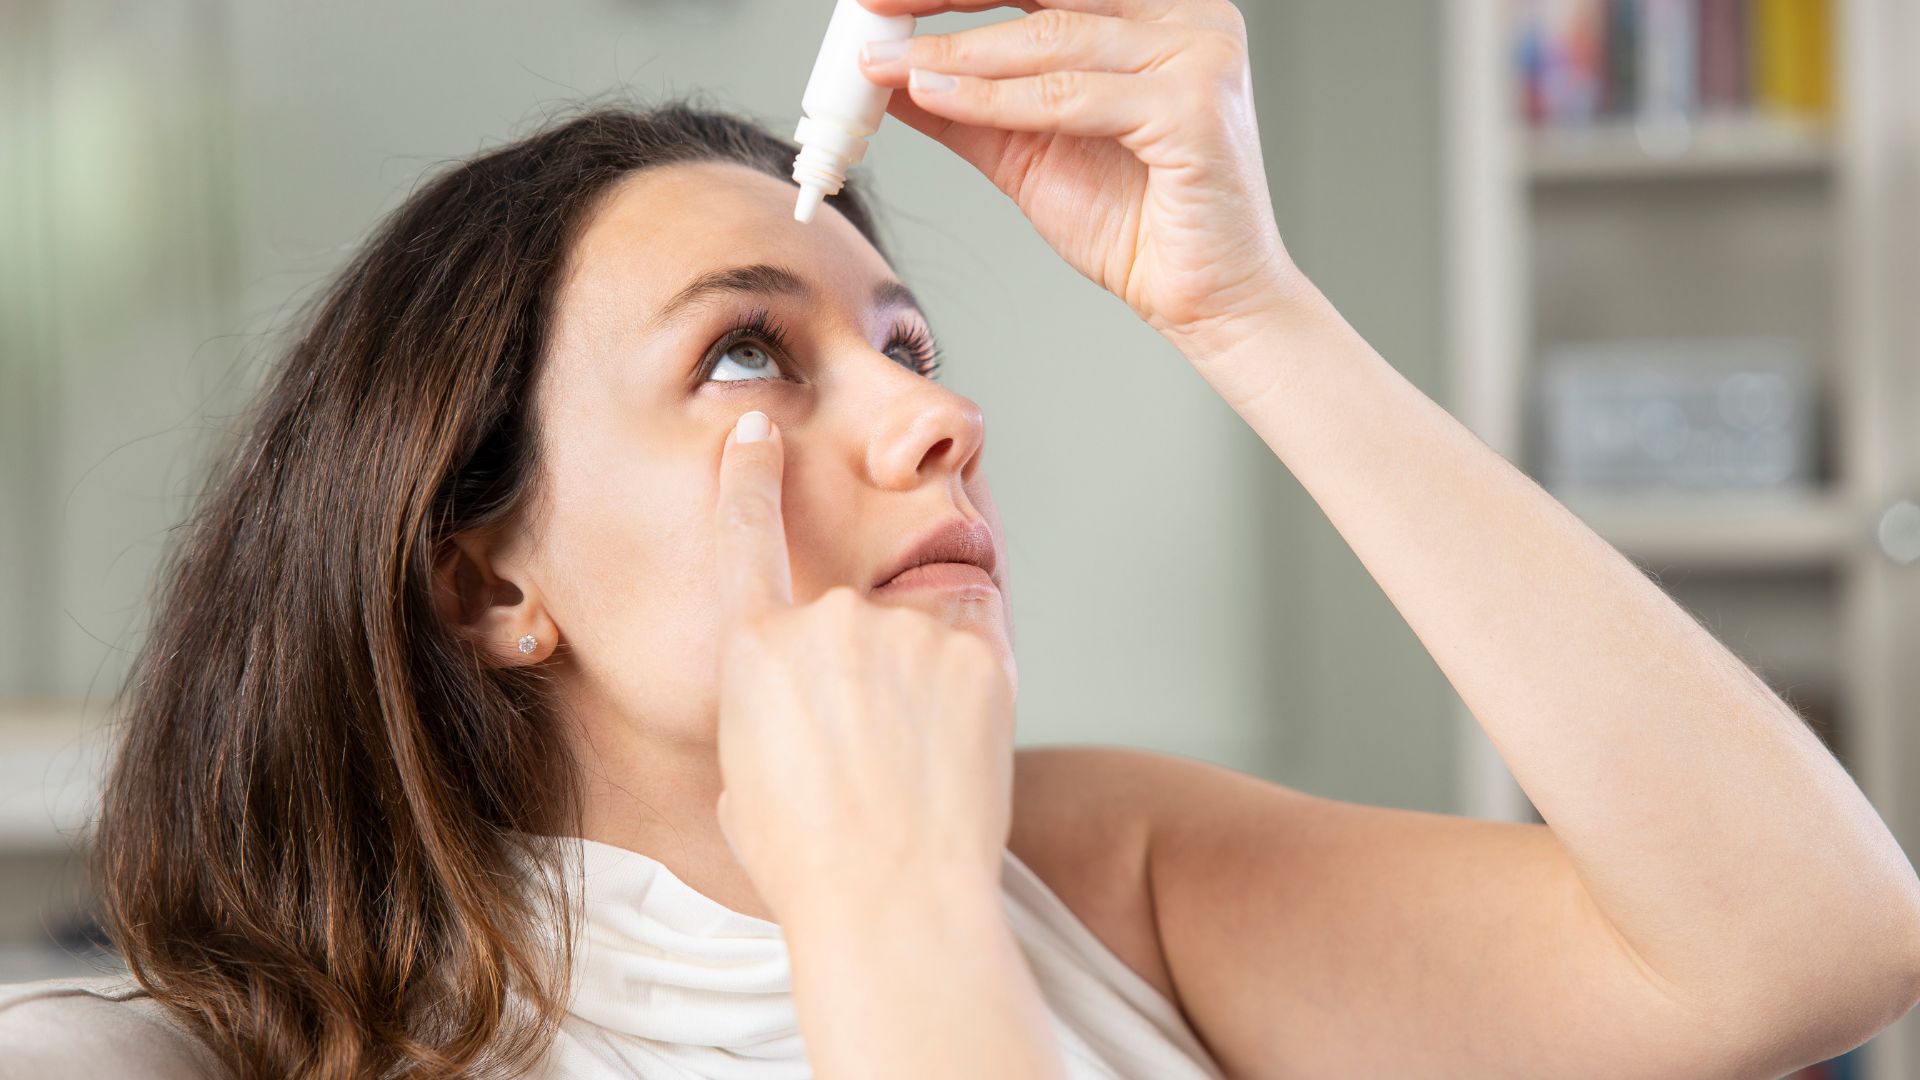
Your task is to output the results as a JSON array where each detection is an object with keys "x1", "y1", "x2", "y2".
[{"x1": 1538, "y1": 338, "x2": 1816, "y2": 493}]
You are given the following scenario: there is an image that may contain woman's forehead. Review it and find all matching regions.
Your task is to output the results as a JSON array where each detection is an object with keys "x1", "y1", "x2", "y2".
[{"x1": 565, "y1": 160, "x2": 891, "y2": 312}]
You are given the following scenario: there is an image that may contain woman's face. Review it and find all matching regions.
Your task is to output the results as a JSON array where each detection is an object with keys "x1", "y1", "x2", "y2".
[{"x1": 511, "y1": 160, "x2": 1012, "y2": 737}]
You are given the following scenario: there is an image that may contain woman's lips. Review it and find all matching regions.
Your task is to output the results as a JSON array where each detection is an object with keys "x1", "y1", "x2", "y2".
[{"x1": 872, "y1": 561, "x2": 997, "y2": 593}]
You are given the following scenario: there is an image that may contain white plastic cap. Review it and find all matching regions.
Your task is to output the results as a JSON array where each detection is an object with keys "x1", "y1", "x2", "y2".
[{"x1": 794, "y1": 182, "x2": 829, "y2": 224}]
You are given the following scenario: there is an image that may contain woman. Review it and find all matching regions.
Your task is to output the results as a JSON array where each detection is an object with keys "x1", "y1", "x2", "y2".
[{"x1": 3, "y1": 0, "x2": 1918, "y2": 1077}]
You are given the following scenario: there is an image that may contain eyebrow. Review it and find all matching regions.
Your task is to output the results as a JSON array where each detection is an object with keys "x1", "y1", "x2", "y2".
[{"x1": 648, "y1": 263, "x2": 924, "y2": 332}]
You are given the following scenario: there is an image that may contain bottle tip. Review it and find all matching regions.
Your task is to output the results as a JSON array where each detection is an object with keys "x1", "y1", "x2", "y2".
[{"x1": 794, "y1": 183, "x2": 827, "y2": 224}]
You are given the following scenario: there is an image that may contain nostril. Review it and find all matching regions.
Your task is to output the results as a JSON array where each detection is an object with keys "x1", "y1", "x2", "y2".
[{"x1": 923, "y1": 436, "x2": 953, "y2": 468}]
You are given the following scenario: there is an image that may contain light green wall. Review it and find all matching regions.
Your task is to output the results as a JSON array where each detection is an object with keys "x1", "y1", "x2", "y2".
[{"x1": 1242, "y1": 0, "x2": 1458, "y2": 811}]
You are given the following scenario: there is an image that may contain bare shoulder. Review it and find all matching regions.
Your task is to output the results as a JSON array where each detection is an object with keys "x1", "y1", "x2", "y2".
[
  {"x1": 1034, "y1": 747, "x2": 1736, "y2": 1078},
  {"x1": 1007, "y1": 743, "x2": 1234, "y2": 1007}
]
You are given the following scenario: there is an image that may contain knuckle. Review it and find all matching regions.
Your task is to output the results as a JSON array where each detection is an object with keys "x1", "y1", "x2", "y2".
[
  {"x1": 720, "y1": 619, "x2": 772, "y2": 664},
  {"x1": 923, "y1": 30, "x2": 964, "y2": 68},
  {"x1": 1035, "y1": 69, "x2": 1083, "y2": 112},
  {"x1": 1201, "y1": 29, "x2": 1245, "y2": 67},
  {"x1": 814, "y1": 585, "x2": 869, "y2": 627},
  {"x1": 1175, "y1": 29, "x2": 1242, "y2": 84},
  {"x1": 718, "y1": 489, "x2": 778, "y2": 535},
  {"x1": 1215, "y1": 2, "x2": 1248, "y2": 41},
  {"x1": 1024, "y1": 8, "x2": 1073, "y2": 52},
  {"x1": 814, "y1": 583, "x2": 860, "y2": 612}
]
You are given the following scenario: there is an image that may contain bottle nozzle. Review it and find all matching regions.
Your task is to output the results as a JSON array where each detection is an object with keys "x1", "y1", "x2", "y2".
[
  {"x1": 794, "y1": 182, "x2": 829, "y2": 224},
  {"x1": 791, "y1": 120, "x2": 860, "y2": 225}
]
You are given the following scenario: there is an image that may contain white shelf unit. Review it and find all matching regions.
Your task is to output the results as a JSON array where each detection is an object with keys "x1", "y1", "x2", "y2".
[
  {"x1": 1525, "y1": 114, "x2": 1835, "y2": 182},
  {"x1": 1447, "y1": 1, "x2": 1920, "y2": 1077},
  {"x1": 1559, "y1": 490, "x2": 1857, "y2": 569}
]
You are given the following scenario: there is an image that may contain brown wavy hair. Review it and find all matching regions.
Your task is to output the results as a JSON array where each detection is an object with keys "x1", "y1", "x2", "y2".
[{"x1": 93, "y1": 99, "x2": 888, "y2": 1078}]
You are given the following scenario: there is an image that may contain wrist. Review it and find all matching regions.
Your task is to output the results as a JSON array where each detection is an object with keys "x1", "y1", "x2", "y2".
[
  {"x1": 1158, "y1": 256, "x2": 1317, "y2": 347},
  {"x1": 779, "y1": 854, "x2": 1004, "y2": 945},
  {"x1": 781, "y1": 865, "x2": 1065, "y2": 1080},
  {"x1": 1160, "y1": 270, "x2": 1334, "y2": 409}
]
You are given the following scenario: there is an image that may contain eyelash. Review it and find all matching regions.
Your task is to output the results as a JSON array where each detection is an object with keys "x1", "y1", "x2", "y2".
[{"x1": 697, "y1": 307, "x2": 944, "y2": 385}]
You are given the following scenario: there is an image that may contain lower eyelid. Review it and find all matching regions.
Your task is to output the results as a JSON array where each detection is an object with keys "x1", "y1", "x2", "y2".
[{"x1": 707, "y1": 374, "x2": 793, "y2": 389}]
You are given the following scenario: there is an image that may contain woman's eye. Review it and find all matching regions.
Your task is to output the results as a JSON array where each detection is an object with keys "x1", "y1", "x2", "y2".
[{"x1": 706, "y1": 340, "x2": 783, "y2": 382}]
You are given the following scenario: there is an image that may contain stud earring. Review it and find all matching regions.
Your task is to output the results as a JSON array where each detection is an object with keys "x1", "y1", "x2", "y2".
[{"x1": 517, "y1": 634, "x2": 538, "y2": 655}]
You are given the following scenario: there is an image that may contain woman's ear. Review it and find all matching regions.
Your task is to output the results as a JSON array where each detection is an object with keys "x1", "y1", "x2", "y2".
[{"x1": 431, "y1": 530, "x2": 559, "y2": 666}]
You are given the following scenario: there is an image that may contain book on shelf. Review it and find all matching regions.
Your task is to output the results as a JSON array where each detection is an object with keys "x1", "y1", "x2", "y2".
[{"x1": 1515, "y1": 0, "x2": 1832, "y2": 134}]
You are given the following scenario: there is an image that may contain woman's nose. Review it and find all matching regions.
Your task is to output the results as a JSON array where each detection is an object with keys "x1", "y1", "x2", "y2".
[{"x1": 864, "y1": 380, "x2": 985, "y2": 492}]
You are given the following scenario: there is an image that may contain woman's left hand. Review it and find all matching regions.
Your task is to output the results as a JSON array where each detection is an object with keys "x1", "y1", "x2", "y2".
[{"x1": 857, "y1": 0, "x2": 1294, "y2": 356}]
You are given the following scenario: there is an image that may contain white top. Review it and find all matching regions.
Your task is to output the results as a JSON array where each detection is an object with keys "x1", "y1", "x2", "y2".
[
  {"x1": 533, "y1": 837, "x2": 1226, "y2": 1079},
  {"x1": 0, "y1": 841, "x2": 1226, "y2": 1079}
]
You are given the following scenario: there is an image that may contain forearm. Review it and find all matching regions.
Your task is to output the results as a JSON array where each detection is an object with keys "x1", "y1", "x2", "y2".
[
  {"x1": 782, "y1": 874, "x2": 1066, "y2": 1080},
  {"x1": 1179, "y1": 280, "x2": 1920, "y2": 1014}
]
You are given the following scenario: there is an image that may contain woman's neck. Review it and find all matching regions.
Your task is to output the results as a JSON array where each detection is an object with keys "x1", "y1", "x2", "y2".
[{"x1": 570, "y1": 717, "x2": 779, "y2": 923}]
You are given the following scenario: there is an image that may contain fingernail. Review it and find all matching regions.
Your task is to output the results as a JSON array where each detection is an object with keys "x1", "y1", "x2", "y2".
[
  {"x1": 862, "y1": 38, "x2": 909, "y2": 64},
  {"x1": 735, "y1": 410, "x2": 770, "y2": 443},
  {"x1": 909, "y1": 68, "x2": 958, "y2": 93}
]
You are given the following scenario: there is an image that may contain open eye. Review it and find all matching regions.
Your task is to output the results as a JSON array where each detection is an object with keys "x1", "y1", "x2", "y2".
[
  {"x1": 705, "y1": 338, "x2": 784, "y2": 382},
  {"x1": 694, "y1": 308, "x2": 940, "y2": 386}
]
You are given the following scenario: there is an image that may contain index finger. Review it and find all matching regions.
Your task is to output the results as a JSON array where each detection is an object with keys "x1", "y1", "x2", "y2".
[{"x1": 715, "y1": 410, "x2": 794, "y2": 621}]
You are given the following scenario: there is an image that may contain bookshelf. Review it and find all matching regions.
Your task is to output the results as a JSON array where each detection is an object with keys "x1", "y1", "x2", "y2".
[
  {"x1": 1525, "y1": 115, "x2": 1833, "y2": 181},
  {"x1": 1447, "y1": 1, "x2": 1920, "y2": 1077},
  {"x1": 1558, "y1": 490, "x2": 1855, "y2": 568}
]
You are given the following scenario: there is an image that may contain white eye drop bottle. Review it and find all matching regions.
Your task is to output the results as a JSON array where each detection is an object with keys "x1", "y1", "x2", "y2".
[{"x1": 792, "y1": 0, "x2": 915, "y2": 223}]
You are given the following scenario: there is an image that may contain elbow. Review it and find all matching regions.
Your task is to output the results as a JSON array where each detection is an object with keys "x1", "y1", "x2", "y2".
[
  {"x1": 1822, "y1": 871, "x2": 1920, "y2": 1021},
  {"x1": 1724, "y1": 894, "x2": 1920, "y2": 1063},
  {"x1": 1841, "y1": 896, "x2": 1920, "y2": 1034},
  {"x1": 1862, "y1": 946, "x2": 1920, "y2": 1039},
  {"x1": 1889, "y1": 910, "x2": 1920, "y2": 1025},
  {"x1": 1874, "y1": 885, "x2": 1920, "y2": 1023},
  {"x1": 1728, "y1": 944, "x2": 1920, "y2": 1078},
  {"x1": 1796, "y1": 898, "x2": 1920, "y2": 1049},
  {"x1": 1824, "y1": 954, "x2": 1920, "y2": 1065}
]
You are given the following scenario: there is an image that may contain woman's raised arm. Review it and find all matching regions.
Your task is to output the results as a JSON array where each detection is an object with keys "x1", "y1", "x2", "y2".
[{"x1": 860, "y1": 0, "x2": 1920, "y2": 1073}]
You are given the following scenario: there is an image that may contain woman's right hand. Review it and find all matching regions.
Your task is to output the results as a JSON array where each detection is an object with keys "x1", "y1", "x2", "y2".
[
  {"x1": 857, "y1": 0, "x2": 1296, "y2": 360},
  {"x1": 710, "y1": 410, "x2": 1018, "y2": 926}
]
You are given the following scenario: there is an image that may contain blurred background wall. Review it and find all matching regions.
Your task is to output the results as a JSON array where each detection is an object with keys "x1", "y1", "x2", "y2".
[{"x1": 3, "y1": 0, "x2": 1914, "y2": 1075}]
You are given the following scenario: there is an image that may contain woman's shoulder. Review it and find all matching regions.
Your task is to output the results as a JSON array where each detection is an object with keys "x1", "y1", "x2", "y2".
[
  {"x1": 0, "y1": 974, "x2": 231, "y2": 1079},
  {"x1": 1008, "y1": 744, "x2": 1186, "y2": 1004}
]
